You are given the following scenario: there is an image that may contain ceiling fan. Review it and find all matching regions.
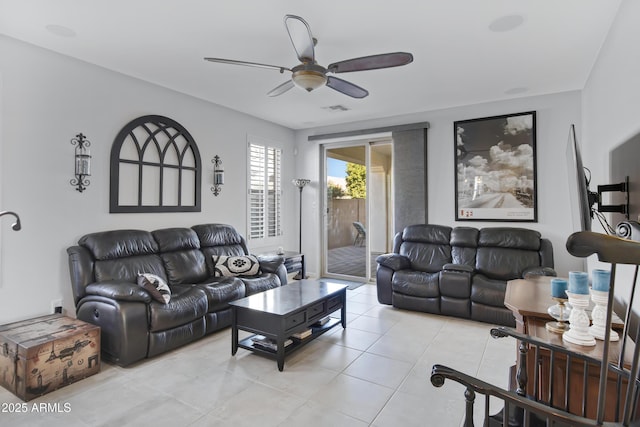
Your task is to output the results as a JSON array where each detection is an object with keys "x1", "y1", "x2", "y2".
[{"x1": 204, "y1": 14, "x2": 413, "y2": 99}]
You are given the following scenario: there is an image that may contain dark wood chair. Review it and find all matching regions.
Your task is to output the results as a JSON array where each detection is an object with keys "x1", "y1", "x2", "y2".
[{"x1": 431, "y1": 231, "x2": 640, "y2": 426}]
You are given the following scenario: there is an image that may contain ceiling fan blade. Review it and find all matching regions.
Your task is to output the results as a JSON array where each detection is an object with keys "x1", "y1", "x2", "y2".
[
  {"x1": 328, "y1": 52, "x2": 413, "y2": 73},
  {"x1": 284, "y1": 15, "x2": 315, "y2": 62},
  {"x1": 267, "y1": 80, "x2": 295, "y2": 97},
  {"x1": 326, "y1": 76, "x2": 368, "y2": 99},
  {"x1": 204, "y1": 57, "x2": 290, "y2": 73}
]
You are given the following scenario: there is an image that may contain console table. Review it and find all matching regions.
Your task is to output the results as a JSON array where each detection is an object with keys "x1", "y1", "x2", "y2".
[
  {"x1": 505, "y1": 276, "x2": 629, "y2": 420},
  {"x1": 505, "y1": 276, "x2": 623, "y2": 334}
]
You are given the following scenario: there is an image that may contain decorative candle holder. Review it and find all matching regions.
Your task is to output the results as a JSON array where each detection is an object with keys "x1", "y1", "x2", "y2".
[
  {"x1": 563, "y1": 291, "x2": 596, "y2": 346},
  {"x1": 546, "y1": 297, "x2": 571, "y2": 333},
  {"x1": 70, "y1": 133, "x2": 91, "y2": 193},
  {"x1": 589, "y1": 289, "x2": 619, "y2": 341},
  {"x1": 591, "y1": 269, "x2": 611, "y2": 292},
  {"x1": 568, "y1": 271, "x2": 589, "y2": 294}
]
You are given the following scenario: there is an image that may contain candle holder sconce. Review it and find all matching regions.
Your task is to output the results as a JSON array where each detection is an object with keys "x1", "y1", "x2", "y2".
[
  {"x1": 211, "y1": 155, "x2": 224, "y2": 196},
  {"x1": 70, "y1": 133, "x2": 91, "y2": 192}
]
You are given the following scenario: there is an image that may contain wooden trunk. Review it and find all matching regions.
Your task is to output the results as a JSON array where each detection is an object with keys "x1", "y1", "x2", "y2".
[{"x1": 0, "y1": 314, "x2": 100, "y2": 401}]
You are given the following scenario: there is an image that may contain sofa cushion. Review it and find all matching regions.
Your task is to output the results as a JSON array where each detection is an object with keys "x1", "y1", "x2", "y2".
[
  {"x1": 152, "y1": 228, "x2": 209, "y2": 285},
  {"x1": 376, "y1": 253, "x2": 411, "y2": 271},
  {"x1": 192, "y1": 223, "x2": 244, "y2": 246},
  {"x1": 160, "y1": 250, "x2": 209, "y2": 285},
  {"x1": 478, "y1": 227, "x2": 541, "y2": 251},
  {"x1": 240, "y1": 274, "x2": 281, "y2": 296},
  {"x1": 85, "y1": 280, "x2": 152, "y2": 303},
  {"x1": 476, "y1": 247, "x2": 540, "y2": 280},
  {"x1": 152, "y1": 228, "x2": 200, "y2": 252},
  {"x1": 470, "y1": 275, "x2": 508, "y2": 307},
  {"x1": 397, "y1": 225, "x2": 452, "y2": 272},
  {"x1": 94, "y1": 254, "x2": 166, "y2": 283},
  {"x1": 192, "y1": 223, "x2": 249, "y2": 275},
  {"x1": 392, "y1": 270, "x2": 440, "y2": 298},
  {"x1": 79, "y1": 230, "x2": 158, "y2": 260},
  {"x1": 450, "y1": 227, "x2": 479, "y2": 247},
  {"x1": 400, "y1": 242, "x2": 451, "y2": 272},
  {"x1": 213, "y1": 255, "x2": 260, "y2": 277},
  {"x1": 137, "y1": 273, "x2": 171, "y2": 304},
  {"x1": 402, "y1": 224, "x2": 452, "y2": 244},
  {"x1": 439, "y1": 270, "x2": 471, "y2": 298},
  {"x1": 451, "y1": 246, "x2": 477, "y2": 267},
  {"x1": 450, "y1": 227, "x2": 479, "y2": 266},
  {"x1": 190, "y1": 277, "x2": 246, "y2": 312},
  {"x1": 147, "y1": 286, "x2": 208, "y2": 332},
  {"x1": 256, "y1": 255, "x2": 286, "y2": 274}
]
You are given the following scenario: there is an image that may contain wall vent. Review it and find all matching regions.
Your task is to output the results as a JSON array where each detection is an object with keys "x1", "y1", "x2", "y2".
[{"x1": 322, "y1": 105, "x2": 349, "y2": 112}]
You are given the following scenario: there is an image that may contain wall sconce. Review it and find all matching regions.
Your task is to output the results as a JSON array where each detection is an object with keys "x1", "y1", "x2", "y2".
[
  {"x1": 211, "y1": 155, "x2": 224, "y2": 196},
  {"x1": 0, "y1": 211, "x2": 21, "y2": 231},
  {"x1": 70, "y1": 133, "x2": 91, "y2": 192}
]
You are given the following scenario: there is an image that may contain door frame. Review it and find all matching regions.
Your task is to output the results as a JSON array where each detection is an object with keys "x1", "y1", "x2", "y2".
[{"x1": 320, "y1": 136, "x2": 393, "y2": 281}]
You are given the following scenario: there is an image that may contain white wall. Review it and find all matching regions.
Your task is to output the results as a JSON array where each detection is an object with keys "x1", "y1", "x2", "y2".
[
  {"x1": 0, "y1": 36, "x2": 296, "y2": 324},
  {"x1": 296, "y1": 91, "x2": 584, "y2": 278},
  {"x1": 582, "y1": 0, "x2": 640, "y2": 305}
]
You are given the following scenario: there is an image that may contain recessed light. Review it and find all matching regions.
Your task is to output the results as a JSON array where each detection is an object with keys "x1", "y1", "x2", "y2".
[
  {"x1": 489, "y1": 15, "x2": 524, "y2": 32},
  {"x1": 504, "y1": 87, "x2": 528, "y2": 95},
  {"x1": 45, "y1": 24, "x2": 77, "y2": 38}
]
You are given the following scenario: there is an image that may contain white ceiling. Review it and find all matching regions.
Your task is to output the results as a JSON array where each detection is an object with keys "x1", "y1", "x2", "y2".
[{"x1": 0, "y1": 0, "x2": 621, "y2": 130}]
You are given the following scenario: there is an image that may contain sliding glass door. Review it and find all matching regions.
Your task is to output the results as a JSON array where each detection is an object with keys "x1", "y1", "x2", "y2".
[{"x1": 322, "y1": 139, "x2": 393, "y2": 281}]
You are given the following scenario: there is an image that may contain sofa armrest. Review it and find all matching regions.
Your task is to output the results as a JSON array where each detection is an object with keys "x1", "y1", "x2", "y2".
[
  {"x1": 443, "y1": 263, "x2": 474, "y2": 274},
  {"x1": 440, "y1": 264, "x2": 472, "y2": 300},
  {"x1": 522, "y1": 266, "x2": 557, "y2": 279},
  {"x1": 256, "y1": 255, "x2": 285, "y2": 274},
  {"x1": 85, "y1": 281, "x2": 151, "y2": 303},
  {"x1": 376, "y1": 253, "x2": 411, "y2": 271}
]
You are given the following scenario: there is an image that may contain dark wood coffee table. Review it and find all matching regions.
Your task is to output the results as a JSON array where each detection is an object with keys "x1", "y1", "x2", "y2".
[{"x1": 229, "y1": 279, "x2": 347, "y2": 371}]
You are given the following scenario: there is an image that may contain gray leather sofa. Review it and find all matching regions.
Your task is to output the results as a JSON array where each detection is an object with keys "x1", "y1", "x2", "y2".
[
  {"x1": 376, "y1": 224, "x2": 555, "y2": 327},
  {"x1": 67, "y1": 223, "x2": 286, "y2": 366}
]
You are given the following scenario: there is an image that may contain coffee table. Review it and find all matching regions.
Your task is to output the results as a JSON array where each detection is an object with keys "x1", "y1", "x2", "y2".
[{"x1": 229, "y1": 279, "x2": 347, "y2": 371}]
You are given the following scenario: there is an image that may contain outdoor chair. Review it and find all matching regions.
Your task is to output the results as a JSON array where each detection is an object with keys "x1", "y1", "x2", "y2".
[
  {"x1": 353, "y1": 221, "x2": 366, "y2": 246},
  {"x1": 431, "y1": 231, "x2": 640, "y2": 426}
]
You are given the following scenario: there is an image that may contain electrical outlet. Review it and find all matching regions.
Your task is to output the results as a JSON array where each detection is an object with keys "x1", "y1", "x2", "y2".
[{"x1": 51, "y1": 298, "x2": 63, "y2": 314}]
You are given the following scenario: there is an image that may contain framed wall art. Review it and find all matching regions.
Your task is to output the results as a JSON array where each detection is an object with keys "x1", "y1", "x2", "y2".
[
  {"x1": 110, "y1": 115, "x2": 202, "y2": 213},
  {"x1": 454, "y1": 111, "x2": 537, "y2": 222}
]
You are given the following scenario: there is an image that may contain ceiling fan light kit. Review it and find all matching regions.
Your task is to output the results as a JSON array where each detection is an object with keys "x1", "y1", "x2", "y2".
[
  {"x1": 204, "y1": 14, "x2": 413, "y2": 99},
  {"x1": 291, "y1": 64, "x2": 327, "y2": 92}
]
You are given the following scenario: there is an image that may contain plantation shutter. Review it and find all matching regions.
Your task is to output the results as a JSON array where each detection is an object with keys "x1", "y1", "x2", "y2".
[
  {"x1": 249, "y1": 143, "x2": 282, "y2": 240},
  {"x1": 267, "y1": 147, "x2": 282, "y2": 237}
]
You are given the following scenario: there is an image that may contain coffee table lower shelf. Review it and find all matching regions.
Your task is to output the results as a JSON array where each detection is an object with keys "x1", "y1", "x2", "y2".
[{"x1": 237, "y1": 317, "x2": 342, "y2": 360}]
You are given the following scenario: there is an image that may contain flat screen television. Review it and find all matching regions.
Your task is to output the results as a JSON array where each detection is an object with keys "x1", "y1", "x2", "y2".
[{"x1": 566, "y1": 124, "x2": 598, "y2": 232}]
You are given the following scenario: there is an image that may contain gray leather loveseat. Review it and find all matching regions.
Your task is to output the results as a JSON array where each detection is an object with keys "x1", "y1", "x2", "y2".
[
  {"x1": 67, "y1": 223, "x2": 286, "y2": 366},
  {"x1": 376, "y1": 224, "x2": 555, "y2": 326}
]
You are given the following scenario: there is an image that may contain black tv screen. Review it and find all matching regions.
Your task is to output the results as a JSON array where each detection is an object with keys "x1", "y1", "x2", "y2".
[{"x1": 566, "y1": 124, "x2": 594, "y2": 232}]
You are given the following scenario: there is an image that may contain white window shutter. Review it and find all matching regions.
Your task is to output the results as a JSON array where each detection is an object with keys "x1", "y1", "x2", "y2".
[{"x1": 249, "y1": 143, "x2": 282, "y2": 240}]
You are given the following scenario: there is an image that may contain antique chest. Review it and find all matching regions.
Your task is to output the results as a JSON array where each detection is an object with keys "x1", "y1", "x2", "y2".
[{"x1": 0, "y1": 314, "x2": 100, "y2": 401}]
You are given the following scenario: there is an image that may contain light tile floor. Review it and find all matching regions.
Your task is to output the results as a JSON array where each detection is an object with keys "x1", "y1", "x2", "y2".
[{"x1": 0, "y1": 284, "x2": 516, "y2": 426}]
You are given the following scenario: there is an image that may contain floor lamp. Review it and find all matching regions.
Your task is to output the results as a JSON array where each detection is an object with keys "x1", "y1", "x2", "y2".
[{"x1": 292, "y1": 179, "x2": 310, "y2": 254}]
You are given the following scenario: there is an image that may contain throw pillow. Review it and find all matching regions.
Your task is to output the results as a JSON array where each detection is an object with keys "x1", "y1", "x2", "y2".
[
  {"x1": 137, "y1": 273, "x2": 171, "y2": 304},
  {"x1": 212, "y1": 255, "x2": 260, "y2": 277}
]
